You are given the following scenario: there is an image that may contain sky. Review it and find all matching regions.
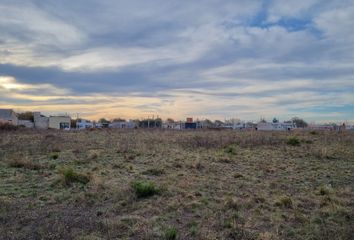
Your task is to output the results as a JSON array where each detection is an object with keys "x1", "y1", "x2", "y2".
[{"x1": 1, "y1": 0, "x2": 354, "y2": 123}]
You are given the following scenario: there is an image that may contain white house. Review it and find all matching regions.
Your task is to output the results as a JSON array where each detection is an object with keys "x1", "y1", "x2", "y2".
[
  {"x1": 233, "y1": 122, "x2": 246, "y2": 130},
  {"x1": 0, "y1": 109, "x2": 18, "y2": 125},
  {"x1": 257, "y1": 122, "x2": 295, "y2": 131},
  {"x1": 308, "y1": 124, "x2": 336, "y2": 131},
  {"x1": 162, "y1": 121, "x2": 182, "y2": 130},
  {"x1": 34, "y1": 112, "x2": 49, "y2": 129},
  {"x1": 76, "y1": 119, "x2": 94, "y2": 129},
  {"x1": 49, "y1": 115, "x2": 71, "y2": 130},
  {"x1": 109, "y1": 120, "x2": 136, "y2": 129},
  {"x1": 346, "y1": 125, "x2": 354, "y2": 130},
  {"x1": 18, "y1": 120, "x2": 34, "y2": 128}
]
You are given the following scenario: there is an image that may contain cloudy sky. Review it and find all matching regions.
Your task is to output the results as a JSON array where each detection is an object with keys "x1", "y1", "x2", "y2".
[{"x1": 1, "y1": 0, "x2": 354, "y2": 122}]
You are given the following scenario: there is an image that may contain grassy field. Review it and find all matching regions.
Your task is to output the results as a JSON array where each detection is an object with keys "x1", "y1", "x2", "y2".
[{"x1": 0, "y1": 129, "x2": 353, "y2": 240}]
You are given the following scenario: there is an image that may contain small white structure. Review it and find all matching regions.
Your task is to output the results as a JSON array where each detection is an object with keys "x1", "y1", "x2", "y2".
[
  {"x1": 18, "y1": 120, "x2": 34, "y2": 128},
  {"x1": 0, "y1": 109, "x2": 18, "y2": 125},
  {"x1": 109, "y1": 120, "x2": 136, "y2": 129},
  {"x1": 76, "y1": 119, "x2": 94, "y2": 129},
  {"x1": 49, "y1": 115, "x2": 71, "y2": 130},
  {"x1": 162, "y1": 121, "x2": 182, "y2": 130},
  {"x1": 346, "y1": 125, "x2": 354, "y2": 130},
  {"x1": 257, "y1": 122, "x2": 295, "y2": 131},
  {"x1": 233, "y1": 122, "x2": 246, "y2": 130},
  {"x1": 34, "y1": 112, "x2": 49, "y2": 129},
  {"x1": 308, "y1": 124, "x2": 335, "y2": 131}
]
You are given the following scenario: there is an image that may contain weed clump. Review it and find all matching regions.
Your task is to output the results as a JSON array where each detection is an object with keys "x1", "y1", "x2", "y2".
[
  {"x1": 131, "y1": 181, "x2": 160, "y2": 198},
  {"x1": 224, "y1": 197, "x2": 240, "y2": 210},
  {"x1": 7, "y1": 159, "x2": 42, "y2": 170},
  {"x1": 233, "y1": 173, "x2": 244, "y2": 179},
  {"x1": 50, "y1": 153, "x2": 59, "y2": 160},
  {"x1": 142, "y1": 168, "x2": 165, "y2": 176},
  {"x1": 319, "y1": 185, "x2": 332, "y2": 195},
  {"x1": 59, "y1": 168, "x2": 90, "y2": 186},
  {"x1": 88, "y1": 150, "x2": 98, "y2": 160},
  {"x1": 164, "y1": 226, "x2": 178, "y2": 240},
  {"x1": 275, "y1": 196, "x2": 293, "y2": 208},
  {"x1": 225, "y1": 145, "x2": 237, "y2": 155},
  {"x1": 287, "y1": 137, "x2": 301, "y2": 146},
  {"x1": 304, "y1": 139, "x2": 313, "y2": 144}
]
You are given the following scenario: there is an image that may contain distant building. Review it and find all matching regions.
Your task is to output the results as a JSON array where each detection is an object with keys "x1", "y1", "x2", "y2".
[
  {"x1": 162, "y1": 121, "x2": 182, "y2": 130},
  {"x1": 257, "y1": 121, "x2": 295, "y2": 131},
  {"x1": 95, "y1": 122, "x2": 110, "y2": 128},
  {"x1": 346, "y1": 125, "x2": 354, "y2": 131},
  {"x1": 185, "y1": 122, "x2": 197, "y2": 129},
  {"x1": 196, "y1": 120, "x2": 214, "y2": 129},
  {"x1": 0, "y1": 109, "x2": 18, "y2": 125},
  {"x1": 34, "y1": 112, "x2": 49, "y2": 129},
  {"x1": 308, "y1": 124, "x2": 336, "y2": 131},
  {"x1": 76, "y1": 119, "x2": 94, "y2": 129},
  {"x1": 49, "y1": 116, "x2": 71, "y2": 130},
  {"x1": 109, "y1": 120, "x2": 136, "y2": 129},
  {"x1": 186, "y1": 117, "x2": 193, "y2": 123},
  {"x1": 18, "y1": 120, "x2": 34, "y2": 128},
  {"x1": 232, "y1": 122, "x2": 246, "y2": 130}
]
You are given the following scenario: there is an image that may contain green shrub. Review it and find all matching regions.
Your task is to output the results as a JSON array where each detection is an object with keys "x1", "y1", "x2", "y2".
[
  {"x1": 189, "y1": 222, "x2": 198, "y2": 236},
  {"x1": 131, "y1": 181, "x2": 160, "y2": 198},
  {"x1": 287, "y1": 137, "x2": 300, "y2": 146},
  {"x1": 164, "y1": 226, "x2": 177, "y2": 240},
  {"x1": 50, "y1": 153, "x2": 59, "y2": 160},
  {"x1": 225, "y1": 145, "x2": 237, "y2": 155},
  {"x1": 319, "y1": 185, "x2": 332, "y2": 195},
  {"x1": 59, "y1": 168, "x2": 90, "y2": 186}
]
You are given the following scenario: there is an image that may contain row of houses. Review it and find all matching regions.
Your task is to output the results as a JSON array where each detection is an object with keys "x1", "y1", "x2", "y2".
[
  {"x1": 0, "y1": 109, "x2": 139, "y2": 130},
  {"x1": 161, "y1": 118, "x2": 354, "y2": 132},
  {"x1": 77, "y1": 119, "x2": 137, "y2": 129},
  {"x1": 0, "y1": 109, "x2": 71, "y2": 130},
  {"x1": 161, "y1": 118, "x2": 295, "y2": 131},
  {"x1": 1, "y1": 109, "x2": 353, "y2": 131}
]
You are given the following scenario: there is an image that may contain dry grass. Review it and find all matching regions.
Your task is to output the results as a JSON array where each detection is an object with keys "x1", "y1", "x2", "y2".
[
  {"x1": 7, "y1": 158, "x2": 43, "y2": 170},
  {"x1": 0, "y1": 129, "x2": 353, "y2": 239}
]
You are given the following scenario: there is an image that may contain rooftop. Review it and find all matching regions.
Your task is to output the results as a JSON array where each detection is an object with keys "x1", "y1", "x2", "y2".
[{"x1": 0, "y1": 109, "x2": 15, "y2": 119}]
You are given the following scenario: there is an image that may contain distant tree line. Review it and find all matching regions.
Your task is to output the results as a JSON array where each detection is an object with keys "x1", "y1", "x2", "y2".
[{"x1": 17, "y1": 112, "x2": 34, "y2": 121}]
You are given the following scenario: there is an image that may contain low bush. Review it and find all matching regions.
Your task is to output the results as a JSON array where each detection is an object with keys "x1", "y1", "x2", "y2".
[
  {"x1": 59, "y1": 168, "x2": 90, "y2": 186},
  {"x1": 88, "y1": 151, "x2": 98, "y2": 160},
  {"x1": 287, "y1": 137, "x2": 301, "y2": 146},
  {"x1": 131, "y1": 181, "x2": 160, "y2": 198},
  {"x1": 275, "y1": 196, "x2": 293, "y2": 208},
  {"x1": 0, "y1": 123, "x2": 18, "y2": 131},
  {"x1": 7, "y1": 159, "x2": 43, "y2": 170},
  {"x1": 224, "y1": 197, "x2": 240, "y2": 211},
  {"x1": 164, "y1": 226, "x2": 178, "y2": 240},
  {"x1": 319, "y1": 185, "x2": 332, "y2": 195},
  {"x1": 225, "y1": 145, "x2": 237, "y2": 155},
  {"x1": 50, "y1": 153, "x2": 59, "y2": 160}
]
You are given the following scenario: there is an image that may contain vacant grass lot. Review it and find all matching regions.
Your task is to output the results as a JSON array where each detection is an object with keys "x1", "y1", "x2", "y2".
[{"x1": 0, "y1": 129, "x2": 353, "y2": 240}]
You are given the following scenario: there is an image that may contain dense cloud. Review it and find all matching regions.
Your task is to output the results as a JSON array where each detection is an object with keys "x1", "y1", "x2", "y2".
[{"x1": 0, "y1": 0, "x2": 354, "y2": 122}]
